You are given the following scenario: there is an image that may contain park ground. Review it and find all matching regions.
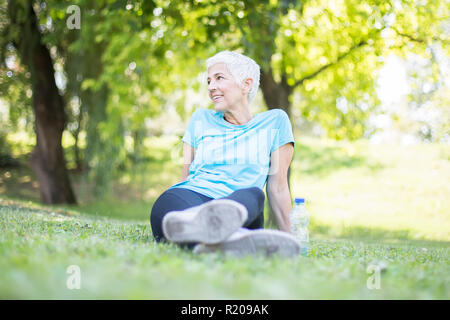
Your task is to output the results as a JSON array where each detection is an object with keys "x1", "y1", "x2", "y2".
[{"x1": 0, "y1": 137, "x2": 449, "y2": 299}]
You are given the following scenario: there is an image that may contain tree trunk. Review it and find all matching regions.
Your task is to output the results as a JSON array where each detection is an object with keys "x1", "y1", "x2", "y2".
[
  {"x1": 8, "y1": 1, "x2": 76, "y2": 204},
  {"x1": 64, "y1": 34, "x2": 84, "y2": 172},
  {"x1": 260, "y1": 68, "x2": 293, "y2": 116},
  {"x1": 73, "y1": 103, "x2": 84, "y2": 172}
]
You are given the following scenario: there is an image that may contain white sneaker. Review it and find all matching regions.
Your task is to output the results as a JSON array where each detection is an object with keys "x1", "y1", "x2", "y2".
[
  {"x1": 162, "y1": 199, "x2": 248, "y2": 244},
  {"x1": 193, "y1": 228, "x2": 301, "y2": 258}
]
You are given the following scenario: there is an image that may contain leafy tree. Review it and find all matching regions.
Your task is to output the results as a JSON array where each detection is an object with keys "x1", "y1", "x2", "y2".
[
  {"x1": 178, "y1": 0, "x2": 448, "y2": 140},
  {"x1": 1, "y1": 0, "x2": 448, "y2": 205},
  {"x1": 4, "y1": 0, "x2": 76, "y2": 204},
  {"x1": 171, "y1": 0, "x2": 449, "y2": 224}
]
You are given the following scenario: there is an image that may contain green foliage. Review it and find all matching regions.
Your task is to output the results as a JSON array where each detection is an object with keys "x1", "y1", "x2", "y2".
[
  {"x1": 1, "y1": 0, "x2": 448, "y2": 201},
  {"x1": 0, "y1": 2, "x2": 34, "y2": 142},
  {"x1": 42, "y1": 0, "x2": 216, "y2": 193}
]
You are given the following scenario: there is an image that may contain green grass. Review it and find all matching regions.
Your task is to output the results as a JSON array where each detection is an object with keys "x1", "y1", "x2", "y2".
[
  {"x1": 0, "y1": 137, "x2": 449, "y2": 299},
  {"x1": 293, "y1": 139, "x2": 450, "y2": 242},
  {"x1": 0, "y1": 200, "x2": 448, "y2": 299}
]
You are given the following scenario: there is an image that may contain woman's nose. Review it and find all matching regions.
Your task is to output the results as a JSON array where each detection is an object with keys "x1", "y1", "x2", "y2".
[{"x1": 208, "y1": 80, "x2": 217, "y2": 91}]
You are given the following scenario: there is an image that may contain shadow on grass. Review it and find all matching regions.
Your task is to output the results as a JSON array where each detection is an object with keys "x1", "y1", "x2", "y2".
[
  {"x1": 263, "y1": 211, "x2": 449, "y2": 246},
  {"x1": 310, "y1": 223, "x2": 450, "y2": 246},
  {"x1": 0, "y1": 150, "x2": 178, "y2": 212},
  {"x1": 293, "y1": 142, "x2": 384, "y2": 178},
  {"x1": 0, "y1": 163, "x2": 41, "y2": 202}
]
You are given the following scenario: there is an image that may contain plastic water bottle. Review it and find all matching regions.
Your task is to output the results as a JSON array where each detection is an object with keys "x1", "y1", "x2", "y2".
[{"x1": 289, "y1": 197, "x2": 309, "y2": 256}]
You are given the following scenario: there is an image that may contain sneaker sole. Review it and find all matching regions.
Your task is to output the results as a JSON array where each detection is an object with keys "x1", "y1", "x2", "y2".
[
  {"x1": 162, "y1": 199, "x2": 248, "y2": 244},
  {"x1": 193, "y1": 229, "x2": 301, "y2": 258}
]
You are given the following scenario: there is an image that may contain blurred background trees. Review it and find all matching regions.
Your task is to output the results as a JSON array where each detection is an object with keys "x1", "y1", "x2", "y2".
[{"x1": 0, "y1": 0, "x2": 448, "y2": 204}]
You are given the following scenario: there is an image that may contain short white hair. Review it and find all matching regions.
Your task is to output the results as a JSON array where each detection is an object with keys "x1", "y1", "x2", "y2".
[{"x1": 206, "y1": 50, "x2": 260, "y2": 104}]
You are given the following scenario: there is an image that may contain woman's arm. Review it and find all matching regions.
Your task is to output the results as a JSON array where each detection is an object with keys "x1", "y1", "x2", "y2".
[
  {"x1": 266, "y1": 143, "x2": 294, "y2": 233},
  {"x1": 179, "y1": 142, "x2": 195, "y2": 182}
]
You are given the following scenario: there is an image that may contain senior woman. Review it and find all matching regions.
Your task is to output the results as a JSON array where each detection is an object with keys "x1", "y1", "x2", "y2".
[{"x1": 150, "y1": 50, "x2": 300, "y2": 257}]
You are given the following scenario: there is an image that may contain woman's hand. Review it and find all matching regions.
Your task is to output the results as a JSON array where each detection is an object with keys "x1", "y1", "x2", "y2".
[{"x1": 266, "y1": 143, "x2": 294, "y2": 233}]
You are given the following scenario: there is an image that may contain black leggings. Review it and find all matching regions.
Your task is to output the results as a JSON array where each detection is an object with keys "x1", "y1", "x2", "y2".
[{"x1": 150, "y1": 187, "x2": 265, "y2": 242}]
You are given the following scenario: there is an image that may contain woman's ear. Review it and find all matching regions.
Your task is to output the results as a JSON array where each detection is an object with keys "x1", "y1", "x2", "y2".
[{"x1": 242, "y1": 78, "x2": 253, "y2": 94}]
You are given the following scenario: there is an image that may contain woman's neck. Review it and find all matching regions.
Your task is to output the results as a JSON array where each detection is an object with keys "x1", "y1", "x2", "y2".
[{"x1": 223, "y1": 107, "x2": 252, "y2": 125}]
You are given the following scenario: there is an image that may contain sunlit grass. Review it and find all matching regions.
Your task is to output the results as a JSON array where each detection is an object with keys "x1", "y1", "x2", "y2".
[
  {"x1": 0, "y1": 202, "x2": 448, "y2": 299},
  {"x1": 290, "y1": 137, "x2": 450, "y2": 242}
]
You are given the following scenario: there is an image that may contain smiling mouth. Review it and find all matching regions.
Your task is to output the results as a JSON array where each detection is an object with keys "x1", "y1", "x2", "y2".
[{"x1": 212, "y1": 96, "x2": 223, "y2": 102}]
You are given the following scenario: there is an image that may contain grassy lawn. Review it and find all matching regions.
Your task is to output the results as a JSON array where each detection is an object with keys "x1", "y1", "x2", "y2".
[{"x1": 0, "y1": 137, "x2": 449, "y2": 299}]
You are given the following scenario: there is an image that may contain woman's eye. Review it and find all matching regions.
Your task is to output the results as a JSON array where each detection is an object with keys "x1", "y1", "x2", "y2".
[{"x1": 207, "y1": 76, "x2": 224, "y2": 84}]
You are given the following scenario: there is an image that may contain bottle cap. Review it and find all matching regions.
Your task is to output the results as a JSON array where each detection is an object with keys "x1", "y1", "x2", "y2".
[{"x1": 294, "y1": 198, "x2": 305, "y2": 204}]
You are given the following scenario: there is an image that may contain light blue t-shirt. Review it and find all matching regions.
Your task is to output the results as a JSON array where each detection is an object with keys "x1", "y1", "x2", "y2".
[{"x1": 169, "y1": 108, "x2": 295, "y2": 199}]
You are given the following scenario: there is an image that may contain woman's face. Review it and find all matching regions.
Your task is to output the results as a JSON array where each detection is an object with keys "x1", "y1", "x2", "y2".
[{"x1": 207, "y1": 63, "x2": 247, "y2": 112}]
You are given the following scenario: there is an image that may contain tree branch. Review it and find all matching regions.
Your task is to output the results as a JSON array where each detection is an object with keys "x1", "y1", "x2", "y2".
[
  {"x1": 391, "y1": 26, "x2": 449, "y2": 45},
  {"x1": 293, "y1": 36, "x2": 370, "y2": 89},
  {"x1": 391, "y1": 27, "x2": 425, "y2": 43}
]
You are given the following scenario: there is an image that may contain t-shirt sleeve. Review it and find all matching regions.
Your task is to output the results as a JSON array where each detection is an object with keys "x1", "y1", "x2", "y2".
[
  {"x1": 270, "y1": 109, "x2": 295, "y2": 154},
  {"x1": 181, "y1": 109, "x2": 202, "y2": 149}
]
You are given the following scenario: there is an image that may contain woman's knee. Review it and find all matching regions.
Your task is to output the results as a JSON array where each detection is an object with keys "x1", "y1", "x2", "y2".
[
  {"x1": 240, "y1": 187, "x2": 265, "y2": 205},
  {"x1": 233, "y1": 186, "x2": 264, "y2": 197},
  {"x1": 150, "y1": 190, "x2": 171, "y2": 220},
  {"x1": 251, "y1": 187, "x2": 265, "y2": 202},
  {"x1": 150, "y1": 189, "x2": 177, "y2": 242},
  {"x1": 150, "y1": 188, "x2": 210, "y2": 242}
]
